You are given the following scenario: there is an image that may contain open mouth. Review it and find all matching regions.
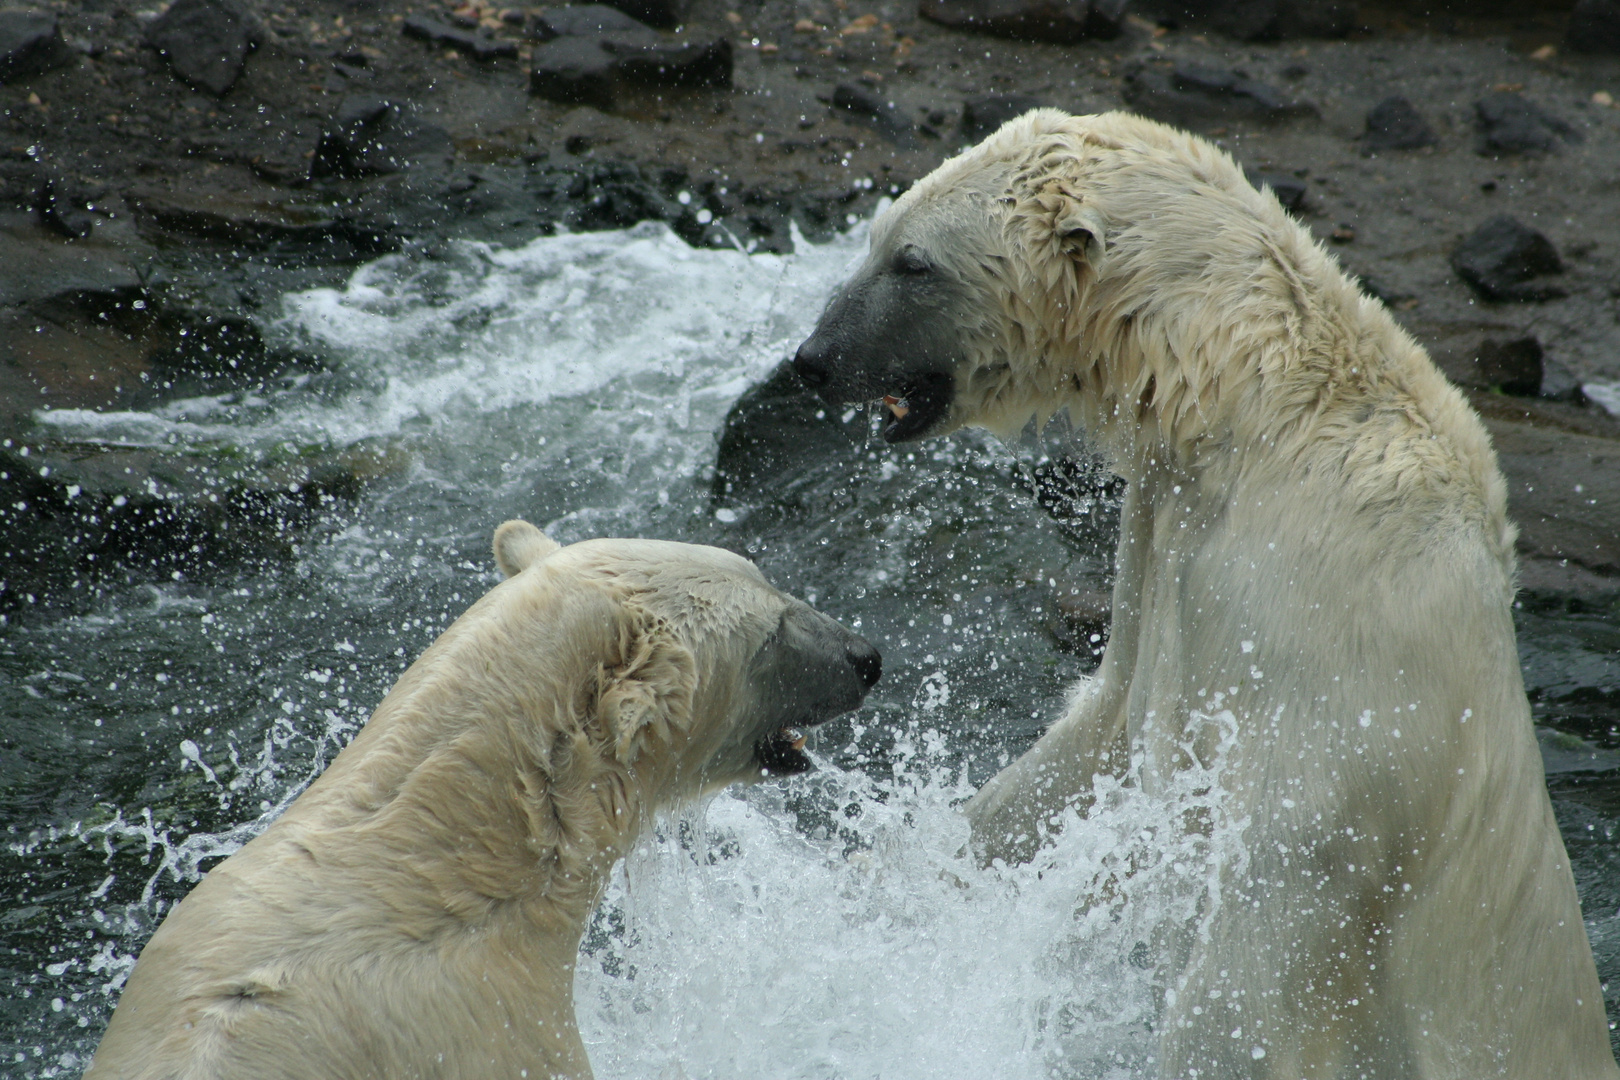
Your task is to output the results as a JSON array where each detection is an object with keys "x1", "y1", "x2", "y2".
[
  {"x1": 755, "y1": 725, "x2": 816, "y2": 776},
  {"x1": 877, "y1": 372, "x2": 953, "y2": 443}
]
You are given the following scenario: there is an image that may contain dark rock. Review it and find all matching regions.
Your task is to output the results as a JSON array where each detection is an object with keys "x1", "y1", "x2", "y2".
[
  {"x1": 528, "y1": 33, "x2": 730, "y2": 109},
  {"x1": 1362, "y1": 95, "x2": 1436, "y2": 152},
  {"x1": 961, "y1": 92, "x2": 1045, "y2": 141},
  {"x1": 918, "y1": 0, "x2": 1126, "y2": 44},
  {"x1": 1246, "y1": 168, "x2": 1306, "y2": 212},
  {"x1": 1451, "y1": 216, "x2": 1566, "y2": 302},
  {"x1": 1474, "y1": 92, "x2": 1581, "y2": 156},
  {"x1": 401, "y1": 14, "x2": 519, "y2": 61},
  {"x1": 1133, "y1": 0, "x2": 1352, "y2": 40},
  {"x1": 527, "y1": 4, "x2": 658, "y2": 41},
  {"x1": 832, "y1": 82, "x2": 916, "y2": 146},
  {"x1": 712, "y1": 360, "x2": 863, "y2": 503},
  {"x1": 310, "y1": 96, "x2": 455, "y2": 179},
  {"x1": 144, "y1": 0, "x2": 259, "y2": 96},
  {"x1": 36, "y1": 180, "x2": 94, "y2": 239},
  {"x1": 1469, "y1": 336, "x2": 1545, "y2": 396},
  {"x1": 1567, "y1": 0, "x2": 1620, "y2": 55},
  {"x1": 1123, "y1": 60, "x2": 1315, "y2": 127},
  {"x1": 1540, "y1": 357, "x2": 1587, "y2": 404},
  {"x1": 0, "y1": 9, "x2": 72, "y2": 83},
  {"x1": 600, "y1": 0, "x2": 687, "y2": 31}
]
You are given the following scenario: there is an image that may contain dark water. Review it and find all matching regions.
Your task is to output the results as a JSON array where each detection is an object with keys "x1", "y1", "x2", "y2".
[{"x1": 2, "y1": 223, "x2": 1616, "y2": 1076}]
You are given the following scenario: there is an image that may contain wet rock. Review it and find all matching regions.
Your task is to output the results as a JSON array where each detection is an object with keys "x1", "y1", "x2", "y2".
[
  {"x1": 1246, "y1": 168, "x2": 1306, "y2": 212},
  {"x1": 1122, "y1": 60, "x2": 1315, "y2": 128},
  {"x1": 1451, "y1": 215, "x2": 1566, "y2": 303},
  {"x1": 961, "y1": 92, "x2": 1045, "y2": 141},
  {"x1": 712, "y1": 360, "x2": 863, "y2": 503},
  {"x1": 401, "y1": 14, "x2": 519, "y2": 60},
  {"x1": 1361, "y1": 95, "x2": 1436, "y2": 152},
  {"x1": 0, "y1": 9, "x2": 72, "y2": 83},
  {"x1": 1541, "y1": 357, "x2": 1587, "y2": 404},
  {"x1": 35, "y1": 179, "x2": 94, "y2": 240},
  {"x1": 917, "y1": 0, "x2": 1126, "y2": 44},
  {"x1": 600, "y1": 0, "x2": 687, "y2": 31},
  {"x1": 1475, "y1": 91, "x2": 1581, "y2": 156},
  {"x1": 0, "y1": 211, "x2": 142, "y2": 308},
  {"x1": 526, "y1": 4, "x2": 658, "y2": 41},
  {"x1": 832, "y1": 82, "x2": 916, "y2": 146},
  {"x1": 311, "y1": 96, "x2": 455, "y2": 179},
  {"x1": 144, "y1": 0, "x2": 259, "y2": 97},
  {"x1": 1470, "y1": 336, "x2": 1544, "y2": 396},
  {"x1": 528, "y1": 31, "x2": 731, "y2": 109},
  {"x1": 1567, "y1": 0, "x2": 1620, "y2": 55},
  {"x1": 1134, "y1": 0, "x2": 1352, "y2": 40}
]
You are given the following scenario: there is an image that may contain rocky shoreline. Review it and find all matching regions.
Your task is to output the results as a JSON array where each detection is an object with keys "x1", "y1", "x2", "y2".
[{"x1": 2, "y1": 0, "x2": 1619, "y2": 619}]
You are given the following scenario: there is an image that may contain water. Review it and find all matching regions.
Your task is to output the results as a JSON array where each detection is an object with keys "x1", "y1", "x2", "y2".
[{"x1": 3, "y1": 219, "x2": 1618, "y2": 1077}]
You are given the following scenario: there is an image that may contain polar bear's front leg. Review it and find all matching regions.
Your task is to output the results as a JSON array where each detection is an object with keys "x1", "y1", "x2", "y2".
[{"x1": 966, "y1": 480, "x2": 1150, "y2": 864}]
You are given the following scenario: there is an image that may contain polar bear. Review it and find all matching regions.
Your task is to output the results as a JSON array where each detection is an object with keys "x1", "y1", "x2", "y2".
[
  {"x1": 793, "y1": 109, "x2": 1617, "y2": 1078},
  {"x1": 86, "y1": 521, "x2": 881, "y2": 1080}
]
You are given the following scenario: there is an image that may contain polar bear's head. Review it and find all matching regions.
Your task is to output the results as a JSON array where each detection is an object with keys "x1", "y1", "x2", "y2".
[
  {"x1": 492, "y1": 520, "x2": 881, "y2": 799},
  {"x1": 793, "y1": 108, "x2": 1301, "y2": 450}
]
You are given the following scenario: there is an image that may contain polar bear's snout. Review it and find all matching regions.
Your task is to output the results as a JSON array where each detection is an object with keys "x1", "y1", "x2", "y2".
[
  {"x1": 794, "y1": 236, "x2": 966, "y2": 443},
  {"x1": 749, "y1": 601, "x2": 881, "y2": 776}
]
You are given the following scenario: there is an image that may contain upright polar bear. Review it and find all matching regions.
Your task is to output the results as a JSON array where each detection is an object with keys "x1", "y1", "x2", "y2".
[
  {"x1": 794, "y1": 109, "x2": 1618, "y2": 1078},
  {"x1": 87, "y1": 521, "x2": 881, "y2": 1080}
]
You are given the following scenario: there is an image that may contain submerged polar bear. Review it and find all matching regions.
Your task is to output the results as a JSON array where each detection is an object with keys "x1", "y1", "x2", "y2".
[
  {"x1": 87, "y1": 521, "x2": 881, "y2": 1080},
  {"x1": 794, "y1": 109, "x2": 1617, "y2": 1078}
]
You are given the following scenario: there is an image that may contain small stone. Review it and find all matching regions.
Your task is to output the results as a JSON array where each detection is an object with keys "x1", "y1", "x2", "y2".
[
  {"x1": 1540, "y1": 356, "x2": 1587, "y2": 403},
  {"x1": 145, "y1": 0, "x2": 259, "y2": 96},
  {"x1": 1123, "y1": 60, "x2": 1315, "y2": 127},
  {"x1": 401, "y1": 14, "x2": 518, "y2": 60},
  {"x1": 961, "y1": 92, "x2": 1045, "y2": 141},
  {"x1": 1451, "y1": 215, "x2": 1566, "y2": 302},
  {"x1": 1362, "y1": 95, "x2": 1436, "y2": 152},
  {"x1": 1330, "y1": 224, "x2": 1355, "y2": 243},
  {"x1": 1474, "y1": 91, "x2": 1581, "y2": 155},
  {"x1": 0, "y1": 10, "x2": 72, "y2": 83},
  {"x1": 918, "y1": 0, "x2": 1126, "y2": 44},
  {"x1": 310, "y1": 96, "x2": 455, "y2": 178},
  {"x1": 1567, "y1": 0, "x2": 1620, "y2": 55}
]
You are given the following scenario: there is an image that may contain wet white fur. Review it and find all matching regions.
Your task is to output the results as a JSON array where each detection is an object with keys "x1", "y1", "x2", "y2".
[
  {"x1": 873, "y1": 110, "x2": 1615, "y2": 1078},
  {"x1": 88, "y1": 523, "x2": 804, "y2": 1080}
]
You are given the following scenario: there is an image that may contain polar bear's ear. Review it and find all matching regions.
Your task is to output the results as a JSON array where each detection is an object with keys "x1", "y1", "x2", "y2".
[
  {"x1": 597, "y1": 615, "x2": 697, "y2": 765},
  {"x1": 493, "y1": 519, "x2": 562, "y2": 579},
  {"x1": 1015, "y1": 176, "x2": 1107, "y2": 272}
]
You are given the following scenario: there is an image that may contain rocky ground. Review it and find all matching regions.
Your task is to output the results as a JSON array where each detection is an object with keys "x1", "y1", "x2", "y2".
[{"x1": 2, "y1": 0, "x2": 1620, "y2": 618}]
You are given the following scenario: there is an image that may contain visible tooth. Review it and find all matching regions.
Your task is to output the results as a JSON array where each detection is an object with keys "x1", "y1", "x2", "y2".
[
  {"x1": 790, "y1": 733, "x2": 807, "y2": 751},
  {"x1": 882, "y1": 394, "x2": 910, "y2": 420}
]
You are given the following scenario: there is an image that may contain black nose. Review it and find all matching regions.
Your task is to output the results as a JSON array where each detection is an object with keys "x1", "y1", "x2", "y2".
[
  {"x1": 846, "y1": 638, "x2": 882, "y2": 689},
  {"x1": 792, "y1": 339, "x2": 830, "y2": 389}
]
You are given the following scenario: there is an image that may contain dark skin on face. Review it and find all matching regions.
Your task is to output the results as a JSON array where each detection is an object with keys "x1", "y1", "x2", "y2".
[
  {"x1": 749, "y1": 602, "x2": 882, "y2": 775},
  {"x1": 792, "y1": 240, "x2": 967, "y2": 443}
]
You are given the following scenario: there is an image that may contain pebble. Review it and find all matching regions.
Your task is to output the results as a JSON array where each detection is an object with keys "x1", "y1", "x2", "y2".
[
  {"x1": 1474, "y1": 91, "x2": 1581, "y2": 156},
  {"x1": 1451, "y1": 215, "x2": 1566, "y2": 302},
  {"x1": 1361, "y1": 95, "x2": 1437, "y2": 152},
  {"x1": 144, "y1": 0, "x2": 259, "y2": 96}
]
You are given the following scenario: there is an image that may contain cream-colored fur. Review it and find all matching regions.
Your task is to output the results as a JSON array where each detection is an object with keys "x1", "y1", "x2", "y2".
[
  {"x1": 87, "y1": 521, "x2": 877, "y2": 1080},
  {"x1": 807, "y1": 110, "x2": 1617, "y2": 1077}
]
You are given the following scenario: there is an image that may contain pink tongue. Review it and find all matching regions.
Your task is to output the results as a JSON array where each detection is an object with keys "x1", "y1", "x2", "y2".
[{"x1": 882, "y1": 395, "x2": 910, "y2": 420}]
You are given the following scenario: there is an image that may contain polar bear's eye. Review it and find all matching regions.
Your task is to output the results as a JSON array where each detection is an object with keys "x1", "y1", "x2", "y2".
[{"x1": 893, "y1": 245, "x2": 932, "y2": 275}]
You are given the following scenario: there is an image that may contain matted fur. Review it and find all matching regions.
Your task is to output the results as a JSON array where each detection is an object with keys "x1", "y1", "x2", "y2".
[
  {"x1": 811, "y1": 110, "x2": 1616, "y2": 1078},
  {"x1": 86, "y1": 527, "x2": 874, "y2": 1080}
]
